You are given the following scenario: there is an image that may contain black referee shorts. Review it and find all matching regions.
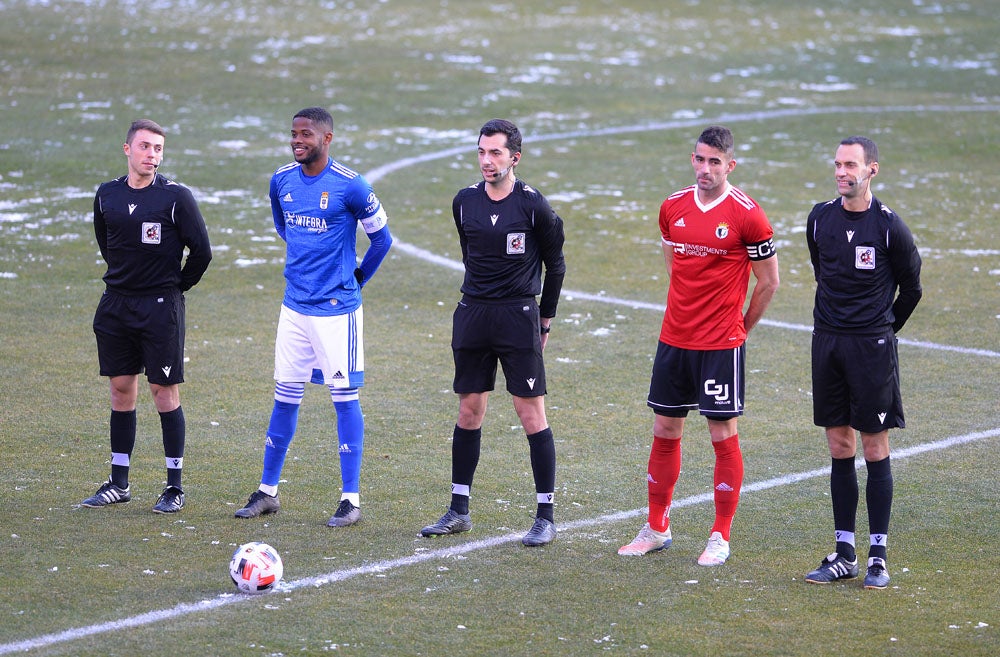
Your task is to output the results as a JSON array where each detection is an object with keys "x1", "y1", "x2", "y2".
[
  {"x1": 451, "y1": 296, "x2": 546, "y2": 398},
  {"x1": 811, "y1": 328, "x2": 904, "y2": 433},
  {"x1": 93, "y1": 289, "x2": 186, "y2": 385}
]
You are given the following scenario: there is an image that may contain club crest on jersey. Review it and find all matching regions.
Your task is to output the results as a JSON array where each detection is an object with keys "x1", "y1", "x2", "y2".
[
  {"x1": 855, "y1": 245, "x2": 875, "y2": 270},
  {"x1": 142, "y1": 222, "x2": 161, "y2": 244},
  {"x1": 715, "y1": 223, "x2": 729, "y2": 240},
  {"x1": 507, "y1": 232, "x2": 525, "y2": 254},
  {"x1": 320, "y1": 191, "x2": 329, "y2": 210}
]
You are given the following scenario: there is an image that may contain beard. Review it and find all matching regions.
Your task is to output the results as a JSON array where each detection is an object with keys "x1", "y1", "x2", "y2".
[{"x1": 294, "y1": 145, "x2": 323, "y2": 166}]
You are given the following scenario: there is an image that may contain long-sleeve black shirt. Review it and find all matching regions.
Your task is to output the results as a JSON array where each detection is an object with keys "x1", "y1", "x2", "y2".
[
  {"x1": 452, "y1": 179, "x2": 566, "y2": 318},
  {"x1": 806, "y1": 195, "x2": 922, "y2": 334},
  {"x1": 94, "y1": 174, "x2": 212, "y2": 295}
]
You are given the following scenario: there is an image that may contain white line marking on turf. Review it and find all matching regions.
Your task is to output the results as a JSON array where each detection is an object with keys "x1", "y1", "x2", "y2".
[
  {"x1": 5, "y1": 105, "x2": 998, "y2": 654},
  {"x1": 385, "y1": 242, "x2": 997, "y2": 357},
  {"x1": 373, "y1": 105, "x2": 1000, "y2": 360},
  {"x1": 3, "y1": 427, "x2": 998, "y2": 655}
]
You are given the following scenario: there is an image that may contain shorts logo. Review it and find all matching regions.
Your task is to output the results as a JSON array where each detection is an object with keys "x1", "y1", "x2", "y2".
[
  {"x1": 507, "y1": 232, "x2": 525, "y2": 254},
  {"x1": 704, "y1": 378, "x2": 730, "y2": 402},
  {"x1": 855, "y1": 246, "x2": 875, "y2": 269},
  {"x1": 142, "y1": 222, "x2": 161, "y2": 244},
  {"x1": 161, "y1": 365, "x2": 172, "y2": 378}
]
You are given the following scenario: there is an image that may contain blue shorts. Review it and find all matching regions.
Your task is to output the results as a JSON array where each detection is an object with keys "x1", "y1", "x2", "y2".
[{"x1": 647, "y1": 341, "x2": 745, "y2": 420}]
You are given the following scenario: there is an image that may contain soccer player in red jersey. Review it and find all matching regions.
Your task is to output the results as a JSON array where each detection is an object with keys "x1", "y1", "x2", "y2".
[{"x1": 619, "y1": 126, "x2": 779, "y2": 565}]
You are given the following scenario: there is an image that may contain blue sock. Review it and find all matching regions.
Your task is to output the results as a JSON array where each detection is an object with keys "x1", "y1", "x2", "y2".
[
  {"x1": 261, "y1": 400, "x2": 300, "y2": 487},
  {"x1": 333, "y1": 396, "x2": 364, "y2": 496}
]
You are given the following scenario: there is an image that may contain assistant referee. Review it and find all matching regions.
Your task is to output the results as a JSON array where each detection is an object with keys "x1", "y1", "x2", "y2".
[{"x1": 83, "y1": 119, "x2": 212, "y2": 514}]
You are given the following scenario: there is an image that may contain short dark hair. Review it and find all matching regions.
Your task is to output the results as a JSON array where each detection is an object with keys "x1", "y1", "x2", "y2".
[
  {"x1": 293, "y1": 107, "x2": 333, "y2": 131},
  {"x1": 126, "y1": 119, "x2": 165, "y2": 145},
  {"x1": 697, "y1": 125, "x2": 734, "y2": 157},
  {"x1": 841, "y1": 135, "x2": 879, "y2": 166},
  {"x1": 479, "y1": 118, "x2": 522, "y2": 154}
]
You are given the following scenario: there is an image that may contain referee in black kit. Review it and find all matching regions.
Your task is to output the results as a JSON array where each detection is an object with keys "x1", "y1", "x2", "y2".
[
  {"x1": 421, "y1": 118, "x2": 567, "y2": 547},
  {"x1": 82, "y1": 119, "x2": 212, "y2": 514},
  {"x1": 803, "y1": 135, "x2": 922, "y2": 590}
]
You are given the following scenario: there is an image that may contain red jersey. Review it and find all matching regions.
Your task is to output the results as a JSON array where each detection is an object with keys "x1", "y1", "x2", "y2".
[{"x1": 658, "y1": 183, "x2": 775, "y2": 350}]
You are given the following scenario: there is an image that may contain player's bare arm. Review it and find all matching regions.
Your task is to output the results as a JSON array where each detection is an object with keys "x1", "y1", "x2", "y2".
[{"x1": 744, "y1": 254, "x2": 779, "y2": 334}]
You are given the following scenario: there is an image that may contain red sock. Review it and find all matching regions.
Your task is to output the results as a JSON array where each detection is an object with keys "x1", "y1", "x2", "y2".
[
  {"x1": 647, "y1": 436, "x2": 681, "y2": 533},
  {"x1": 711, "y1": 434, "x2": 743, "y2": 541}
]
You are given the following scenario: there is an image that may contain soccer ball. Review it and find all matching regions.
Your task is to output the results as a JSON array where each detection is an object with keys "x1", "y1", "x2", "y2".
[{"x1": 229, "y1": 542, "x2": 283, "y2": 594}]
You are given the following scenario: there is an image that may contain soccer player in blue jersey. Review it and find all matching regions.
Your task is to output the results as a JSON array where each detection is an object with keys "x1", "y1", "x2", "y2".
[{"x1": 235, "y1": 107, "x2": 393, "y2": 527}]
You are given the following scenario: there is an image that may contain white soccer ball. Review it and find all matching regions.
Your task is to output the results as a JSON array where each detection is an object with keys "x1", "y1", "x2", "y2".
[{"x1": 229, "y1": 542, "x2": 283, "y2": 594}]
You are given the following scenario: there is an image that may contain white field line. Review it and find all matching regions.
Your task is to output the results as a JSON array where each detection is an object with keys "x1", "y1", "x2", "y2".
[
  {"x1": 4, "y1": 104, "x2": 999, "y2": 654},
  {"x1": 376, "y1": 103, "x2": 1000, "y2": 361},
  {"x1": 3, "y1": 427, "x2": 998, "y2": 655}
]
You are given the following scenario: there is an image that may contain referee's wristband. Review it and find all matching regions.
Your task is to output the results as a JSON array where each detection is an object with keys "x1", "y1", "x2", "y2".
[{"x1": 539, "y1": 324, "x2": 551, "y2": 335}]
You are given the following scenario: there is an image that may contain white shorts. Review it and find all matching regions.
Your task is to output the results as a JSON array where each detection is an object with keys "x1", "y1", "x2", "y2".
[{"x1": 274, "y1": 304, "x2": 364, "y2": 389}]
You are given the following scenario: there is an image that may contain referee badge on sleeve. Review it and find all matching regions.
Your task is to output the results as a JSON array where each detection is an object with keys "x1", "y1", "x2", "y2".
[{"x1": 855, "y1": 245, "x2": 875, "y2": 270}]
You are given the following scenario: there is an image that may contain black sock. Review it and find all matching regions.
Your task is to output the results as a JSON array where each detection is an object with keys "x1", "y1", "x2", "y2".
[
  {"x1": 866, "y1": 456, "x2": 893, "y2": 561},
  {"x1": 109, "y1": 410, "x2": 136, "y2": 488},
  {"x1": 527, "y1": 428, "x2": 556, "y2": 523},
  {"x1": 450, "y1": 425, "x2": 481, "y2": 515},
  {"x1": 160, "y1": 407, "x2": 185, "y2": 489},
  {"x1": 830, "y1": 456, "x2": 858, "y2": 561}
]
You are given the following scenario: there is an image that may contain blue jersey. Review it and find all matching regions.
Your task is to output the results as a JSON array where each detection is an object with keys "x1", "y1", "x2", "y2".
[{"x1": 270, "y1": 157, "x2": 389, "y2": 316}]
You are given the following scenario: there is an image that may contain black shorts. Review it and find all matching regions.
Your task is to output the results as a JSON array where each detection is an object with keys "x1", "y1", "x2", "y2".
[
  {"x1": 647, "y1": 341, "x2": 745, "y2": 420},
  {"x1": 93, "y1": 289, "x2": 185, "y2": 385},
  {"x1": 452, "y1": 297, "x2": 546, "y2": 398},
  {"x1": 811, "y1": 329, "x2": 903, "y2": 433}
]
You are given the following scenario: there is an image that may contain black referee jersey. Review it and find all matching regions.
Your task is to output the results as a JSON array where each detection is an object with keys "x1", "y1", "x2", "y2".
[
  {"x1": 94, "y1": 174, "x2": 212, "y2": 295},
  {"x1": 806, "y1": 195, "x2": 922, "y2": 334},
  {"x1": 452, "y1": 179, "x2": 566, "y2": 318}
]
